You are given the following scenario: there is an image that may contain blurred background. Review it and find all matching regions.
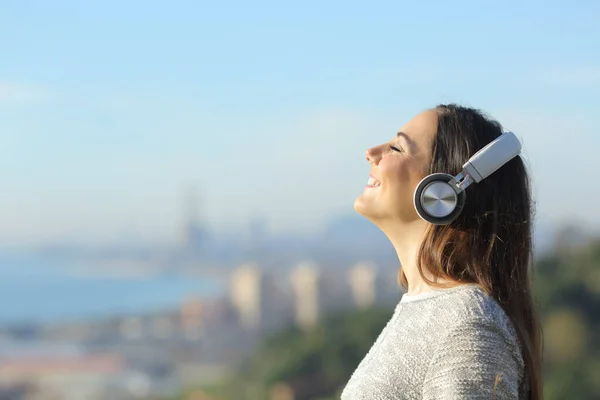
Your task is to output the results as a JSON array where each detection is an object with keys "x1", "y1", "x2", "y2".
[{"x1": 1, "y1": 1, "x2": 599, "y2": 399}]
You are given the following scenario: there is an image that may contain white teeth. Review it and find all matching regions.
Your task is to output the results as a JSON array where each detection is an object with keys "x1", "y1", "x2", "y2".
[{"x1": 367, "y1": 177, "x2": 381, "y2": 186}]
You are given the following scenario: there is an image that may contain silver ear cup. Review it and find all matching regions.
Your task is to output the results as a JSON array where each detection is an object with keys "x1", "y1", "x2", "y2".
[
  {"x1": 422, "y1": 181, "x2": 457, "y2": 217},
  {"x1": 414, "y1": 173, "x2": 466, "y2": 225}
]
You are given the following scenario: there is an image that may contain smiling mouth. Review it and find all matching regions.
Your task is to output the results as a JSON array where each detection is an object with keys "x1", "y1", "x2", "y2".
[{"x1": 366, "y1": 176, "x2": 381, "y2": 187}]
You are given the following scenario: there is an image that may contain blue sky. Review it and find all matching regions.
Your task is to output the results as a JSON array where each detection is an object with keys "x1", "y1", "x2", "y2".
[{"x1": 1, "y1": 0, "x2": 599, "y2": 246}]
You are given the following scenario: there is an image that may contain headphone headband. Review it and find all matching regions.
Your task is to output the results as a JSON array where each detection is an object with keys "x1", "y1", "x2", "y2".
[{"x1": 465, "y1": 131, "x2": 521, "y2": 182}]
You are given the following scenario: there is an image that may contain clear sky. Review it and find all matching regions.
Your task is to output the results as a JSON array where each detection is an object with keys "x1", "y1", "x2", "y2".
[{"x1": 1, "y1": 0, "x2": 599, "y2": 246}]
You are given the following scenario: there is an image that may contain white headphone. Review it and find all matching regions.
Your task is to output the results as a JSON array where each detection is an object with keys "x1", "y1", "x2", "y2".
[{"x1": 413, "y1": 131, "x2": 522, "y2": 225}]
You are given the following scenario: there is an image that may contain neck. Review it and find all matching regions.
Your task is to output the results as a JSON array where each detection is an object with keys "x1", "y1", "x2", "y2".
[{"x1": 377, "y1": 219, "x2": 444, "y2": 295}]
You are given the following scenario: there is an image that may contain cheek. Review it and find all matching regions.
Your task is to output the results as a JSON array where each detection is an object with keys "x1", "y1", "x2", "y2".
[
  {"x1": 380, "y1": 157, "x2": 412, "y2": 186},
  {"x1": 381, "y1": 158, "x2": 428, "y2": 208}
]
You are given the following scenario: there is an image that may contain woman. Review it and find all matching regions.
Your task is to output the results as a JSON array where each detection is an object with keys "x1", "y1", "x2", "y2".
[{"x1": 341, "y1": 104, "x2": 542, "y2": 399}]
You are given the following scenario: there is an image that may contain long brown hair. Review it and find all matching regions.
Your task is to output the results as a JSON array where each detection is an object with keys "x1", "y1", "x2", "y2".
[{"x1": 399, "y1": 104, "x2": 542, "y2": 399}]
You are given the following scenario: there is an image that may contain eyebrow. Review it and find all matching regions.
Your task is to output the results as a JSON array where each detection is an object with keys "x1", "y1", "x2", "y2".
[
  {"x1": 396, "y1": 131, "x2": 416, "y2": 153},
  {"x1": 396, "y1": 131, "x2": 409, "y2": 140}
]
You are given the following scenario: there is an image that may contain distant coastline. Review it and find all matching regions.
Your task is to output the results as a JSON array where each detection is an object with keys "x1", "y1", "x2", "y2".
[{"x1": 0, "y1": 254, "x2": 223, "y2": 327}]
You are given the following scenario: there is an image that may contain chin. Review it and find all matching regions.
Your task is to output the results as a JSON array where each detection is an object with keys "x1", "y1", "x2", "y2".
[
  {"x1": 354, "y1": 193, "x2": 408, "y2": 228},
  {"x1": 353, "y1": 195, "x2": 366, "y2": 215},
  {"x1": 353, "y1": 195, "x2": 377, "y2": 220}
]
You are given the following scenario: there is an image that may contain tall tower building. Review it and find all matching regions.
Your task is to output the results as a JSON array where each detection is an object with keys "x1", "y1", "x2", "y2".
[
  {"x1": 229, "y1": 263, "x2": 262, "y2": 331},
  {"x1": 348, "y1": 262, "x2": 377, "y2": 310},
  {"x1": 182, "y1": 186, "x2": 208, "y2": 251},
  {"x1": 290, "y1": 262, "x2": 320, "y2": 331}
]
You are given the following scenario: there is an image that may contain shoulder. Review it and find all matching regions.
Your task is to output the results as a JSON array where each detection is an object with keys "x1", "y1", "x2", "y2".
[
  {"x1": 402, "y1": 285, "x2": 520, "y2": 341},
  {"x1": 443, "y1": 286, "x2": 520, "y2": 340},
  {"x1": 421, "y1": 285, "x2": 526, "y2": 399},
  {"x1": 429, "y1": 285, "x2": 523, "y2": 357}
]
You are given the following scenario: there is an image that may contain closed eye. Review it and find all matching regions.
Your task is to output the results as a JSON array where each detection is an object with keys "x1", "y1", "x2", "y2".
[{"x1": 390, "y1": 145, "x2": 402, "y2": 152}]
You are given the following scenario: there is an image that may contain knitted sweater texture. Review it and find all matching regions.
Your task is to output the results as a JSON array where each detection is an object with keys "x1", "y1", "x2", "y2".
[{"x1": 341, "y1": 284, "x2": 527, "y2": 399}]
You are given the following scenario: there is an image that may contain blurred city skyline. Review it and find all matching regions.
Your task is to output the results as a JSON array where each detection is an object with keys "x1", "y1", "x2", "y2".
[{"x1": 1, "y1": 0, "x2": 599, "y2": 247}]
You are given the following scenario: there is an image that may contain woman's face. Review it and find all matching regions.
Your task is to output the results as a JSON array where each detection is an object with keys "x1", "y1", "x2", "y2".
[{"x1": 354, "y1": 110, "x2": 438, "y2": 224}]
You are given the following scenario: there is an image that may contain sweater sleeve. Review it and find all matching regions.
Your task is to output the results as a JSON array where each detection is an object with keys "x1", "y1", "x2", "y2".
[{"x1": 422, "y1": 318, "x2": 523, "y2": 400}]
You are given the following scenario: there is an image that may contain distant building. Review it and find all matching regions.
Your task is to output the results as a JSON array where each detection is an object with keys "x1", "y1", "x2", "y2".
[
  {"x1": 229, "y1": 263, "x2": 290, "y2": 333},
  {"x1": 152, "y1": 316, "x2": 174, "y2": 340},
  {"x1": 348, "y1": 262, "x2": 377, "y2": 310},
  {"x1": 290, "y1": 262, "x2": 320, "y2": 330},
  {"x1": 229, "y1": 263, "x2": 262, "y2": 331},
  {"x1": 290, "y1": 261, "x2": 396, "y2": 330},
  {"x1": 180, "y1": 299, "x2": 204, "y2": 341},
  {"x1": 119, "y1": 317, "x2": 143, "y2": 340},
  {"x1": 319, "y1": 268, "x2": 355, "y2": 315},
  {"x1": 0, "y1": 352, "x2": 128, "y2": 400},
  {"x1": 182, "y1": 187, "x2": 210, "y2": 252}
]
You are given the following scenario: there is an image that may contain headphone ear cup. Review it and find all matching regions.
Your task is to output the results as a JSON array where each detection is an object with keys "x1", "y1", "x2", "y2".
[{"x1": 414, "y1": 173, "x2": 466, "y2": 225}]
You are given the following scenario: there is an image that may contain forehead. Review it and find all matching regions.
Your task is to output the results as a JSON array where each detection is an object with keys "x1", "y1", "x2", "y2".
[{"x1": 399, "y1": 110, "x2": 438, "y2": 146}]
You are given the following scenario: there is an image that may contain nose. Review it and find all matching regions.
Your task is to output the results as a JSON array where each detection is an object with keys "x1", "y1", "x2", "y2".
[{"x1": 366, "y1": 146, "x2": 381, "y2": 165}]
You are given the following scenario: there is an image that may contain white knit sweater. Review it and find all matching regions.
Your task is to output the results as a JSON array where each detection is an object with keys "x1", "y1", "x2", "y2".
[{"x1": 341, "y1": 284, "x2": 527, "y2": 399}]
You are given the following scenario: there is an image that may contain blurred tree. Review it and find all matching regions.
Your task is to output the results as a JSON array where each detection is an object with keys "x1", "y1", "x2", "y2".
[
  {"x1": 535, "y1": 235, "x2": 600, "y2": 399},
  {"x1": 204, "y1": 307, "x2": 391, "y2": 400}
]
